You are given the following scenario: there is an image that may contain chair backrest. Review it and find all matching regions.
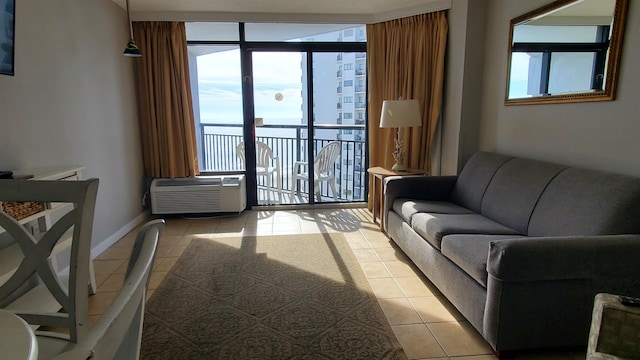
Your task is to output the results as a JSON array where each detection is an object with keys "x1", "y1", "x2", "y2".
[
  {"x1": 0, "y1": 179, "x2": 99, "y2": 344},
  {"x1": 237, "y1": 141, "x2": 275, "y2": 169},
  {"x1": 51, "y1": 219, "x2": 164, "y2": 360},
  {"x1": 314, "y1": 141, "x2": 341, "y2": 176}
]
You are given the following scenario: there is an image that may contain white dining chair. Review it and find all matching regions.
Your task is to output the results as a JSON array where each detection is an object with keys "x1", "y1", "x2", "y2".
[
  {"x1": 47, "y1": 219, "x2": 164, "y2": 360},
  {"x1": 237, "y1": 141, "x2": 282, "y2": 202},
  {"x1": 0, "y1": 179, "x2": 99, "y2": 352},
  {"x1": 291, "y1": 141, "x2": 341, "y2": 201}
]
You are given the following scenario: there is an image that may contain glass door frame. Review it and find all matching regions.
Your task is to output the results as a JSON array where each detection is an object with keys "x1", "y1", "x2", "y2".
[{"x1": 190, "y1": 23, "x2": 368, "y2": 208}]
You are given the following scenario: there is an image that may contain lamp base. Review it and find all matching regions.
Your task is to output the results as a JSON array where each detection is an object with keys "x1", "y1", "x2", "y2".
[{"x1": 391, "y1": 163, "x2": 408, "y2": 172}]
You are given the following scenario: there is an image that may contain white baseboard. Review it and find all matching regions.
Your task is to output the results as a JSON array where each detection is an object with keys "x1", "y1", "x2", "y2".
[{"x1": 91, "y1": 211, "x2": 150, "y2": 259}]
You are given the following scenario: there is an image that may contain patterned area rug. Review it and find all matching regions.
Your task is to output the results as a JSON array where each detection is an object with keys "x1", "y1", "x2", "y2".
[{"x1": 140, "y1": 233, "x2": 407, "y2": 359}]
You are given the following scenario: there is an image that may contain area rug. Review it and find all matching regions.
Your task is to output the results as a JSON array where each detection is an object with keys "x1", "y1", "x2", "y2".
[{"x1": 140, "y1": 233, "x2": 407, "y2": 360}]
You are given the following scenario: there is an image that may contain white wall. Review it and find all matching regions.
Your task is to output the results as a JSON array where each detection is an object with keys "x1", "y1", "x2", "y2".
[
  {"x1": 441, "y1": 0, "x2": 488, "y2": 175},
  {"x1": 0, "y1": 0, "x2": 146, "y2": 251},
  {"x1": 477, "y1": 0, "x2": 640, "y2": 177}
]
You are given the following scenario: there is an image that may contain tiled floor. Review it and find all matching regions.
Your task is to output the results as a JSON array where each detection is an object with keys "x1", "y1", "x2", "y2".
[{"x1": 92, "y1": 208, "x2": 586, "y2": 359}]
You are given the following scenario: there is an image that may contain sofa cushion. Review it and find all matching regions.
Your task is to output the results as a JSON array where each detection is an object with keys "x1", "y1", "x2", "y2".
[
  {"x1": 411, "y1": 213, "x2": 521, "y2": 250},
  {"x1": 528, "y1": 168, "x2": 640, "y2": 236},
  {"x1": 441, "y1": 234, "x2": 526, "y2": 287},
  {"x1": 481, "y1": 158, "x2": 566, "y2": 234},
  {"x1": 451, "y1": 152, "x2": 514, "y2": 213},
  {"x1": 392, "y1": 199, "x2": 474, "y2": 224}
]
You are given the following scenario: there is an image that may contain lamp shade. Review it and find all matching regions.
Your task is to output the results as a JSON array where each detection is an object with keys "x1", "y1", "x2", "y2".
[
  {"x1": 123, "y1": 39, "x2": 142, "y2": 57},
  {"x1": 379, "y1": 99, "x2": 422, "y2": 128}
]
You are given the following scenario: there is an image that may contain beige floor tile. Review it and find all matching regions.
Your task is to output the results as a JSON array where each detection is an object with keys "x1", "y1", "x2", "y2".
[
  {"x1": 360, "y1": 262, "x2": 392, "y2": 278},
  {"x1": 153, "y1": 245, "x2": 173, "y2": 259},
  {"x1": 95, "y1": 246, "x2": 132, "y2": 261},
  {"x1": 367, "y1": 278, "x2": 405, "y2": 298},
  {"x1": 395, "y1": 277, "x2": 439, "y2": 298},
  {"x1": 366, "y1": 236, "x2": 395, "y2": 249},
  {"x1": 88, "y1": 291, "x2": 118, "y2": 315},
  {"x1": 93, "y1": 259, "x2": 126, "y2": 275},
  {"x1": 94, "y1": 273, "x2": 110, "y2": 288},
  {"x1": 148, "y1": 271, "x2": 169, "y2": 290},
  {"x1": 428, "y1": 321, "x2": 493, "y2": 357},
  {"x1": 186, "y1": 224, "x2": 220, "y2": 235},
  {"x1": 392, "y1": 324, "x2": 447, "y2": 359},
  {"x1": 384, "y1": 260, "x2": 420, "y2": 277},
  {"x1": 165, "y1": 245, "x2": 188, "y2": 258},
  {"x1": 374, "y1": 247, "x2": 409, "y2": 262},
  {"x1": 378, "y1": 297, "x2": 423, "y2": 325},
  {"x1": 454, "y1": 356, "x2": 497, "y2": 360},
  {"x1": 346, "y1": 236, "x2": 371, "y2": 249},
  {"x1": 351, "y1": 248, "x2": 380, "y2": 262},
  {"x1": 97, "y1": 273, "x2": 125, "y2": 292},
  {"x1": 155, "y1": 257, "x2": 179, "y2": 272},
  {"x1": 410, "y1": 296, "x2": 464, "y2": 323},
  {"x1": 111, "y1": 235, "x2": 136, "y2": 249},
  {"x1": 158, "y1": 234, "x2": 182, "y2": 247}
]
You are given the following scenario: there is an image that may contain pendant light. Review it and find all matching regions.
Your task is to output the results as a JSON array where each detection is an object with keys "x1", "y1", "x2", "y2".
[{"x1": 123, "y1": 0, "x2": 142, "y2": 57}]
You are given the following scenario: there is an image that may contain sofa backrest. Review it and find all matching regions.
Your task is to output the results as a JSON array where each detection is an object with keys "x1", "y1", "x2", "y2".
[
  {"x1": 480, "y1": 158, "x2": 567, "y2": 234},
  {"x1": 451, "y1": 152, "x2": 514, "y2": 213},
  {"x1": 528, "y1": 167, "x2": 640, "y2": 237}
]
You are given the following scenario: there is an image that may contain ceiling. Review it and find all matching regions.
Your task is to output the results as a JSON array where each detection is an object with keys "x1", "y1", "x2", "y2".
[{"x1": 113, "y1": 0, "x2": 451, "y2": 23}]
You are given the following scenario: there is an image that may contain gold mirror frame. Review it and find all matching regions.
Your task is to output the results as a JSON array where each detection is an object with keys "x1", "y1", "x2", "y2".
[{"x1": 505, "y1": 0, "x2": 628, "y2": 105}]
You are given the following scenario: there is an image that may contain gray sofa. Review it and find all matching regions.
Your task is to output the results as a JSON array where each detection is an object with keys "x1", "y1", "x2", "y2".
[{"x1": 383, "y1": 151, "x2": 640, "y2": 354}]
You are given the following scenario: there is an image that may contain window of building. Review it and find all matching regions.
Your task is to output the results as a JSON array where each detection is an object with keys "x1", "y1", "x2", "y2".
[{"x1": 344, "y1": 80, "x2": 353, "y2": 87}]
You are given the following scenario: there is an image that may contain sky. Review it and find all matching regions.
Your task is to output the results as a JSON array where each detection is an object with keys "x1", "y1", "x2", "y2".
[{"x1": 196, "y1": 49, "x2": 303, "y2": 125}]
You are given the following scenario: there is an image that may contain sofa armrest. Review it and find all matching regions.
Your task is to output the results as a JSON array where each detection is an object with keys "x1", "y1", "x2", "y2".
[
  {"x1": 384, "y1": 175, "x2": 457, "y2": 211},
  {"x1": 488, "y1": 235, "x2": 640, "y2": 286}
]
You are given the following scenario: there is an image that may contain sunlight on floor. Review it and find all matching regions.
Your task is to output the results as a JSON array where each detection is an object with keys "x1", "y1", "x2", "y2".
[{"x1": 93, "y1": 208, "x2": 586, "y2": 360}]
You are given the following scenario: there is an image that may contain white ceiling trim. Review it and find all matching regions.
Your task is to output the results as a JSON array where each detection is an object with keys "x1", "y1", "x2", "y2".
[{"x1": 131, "y1": 0, "x2": 451, "y2": 24}]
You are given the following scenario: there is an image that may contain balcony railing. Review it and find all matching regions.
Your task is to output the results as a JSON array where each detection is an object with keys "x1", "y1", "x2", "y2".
[{"x1": 198, "y1": 123, "x2": 367, "y2": 203}]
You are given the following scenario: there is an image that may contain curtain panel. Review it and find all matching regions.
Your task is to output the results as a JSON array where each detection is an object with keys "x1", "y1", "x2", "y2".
[
  {"x1": 366, "y1": 12, "x2": 448, "y2": 209},
  {"x1": 133, "y1": 22, "x2": 199, "y2": 178}
]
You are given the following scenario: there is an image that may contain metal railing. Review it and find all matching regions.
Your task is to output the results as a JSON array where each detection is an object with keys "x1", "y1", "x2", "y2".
[{"x1": 198, "y1": 123, "x2": 367, "y2": 202}]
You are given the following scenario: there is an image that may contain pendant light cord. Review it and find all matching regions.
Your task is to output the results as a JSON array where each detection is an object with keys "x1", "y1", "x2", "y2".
[{"x1": 126, "y1": 0, "x2": 134, "y2": 39}]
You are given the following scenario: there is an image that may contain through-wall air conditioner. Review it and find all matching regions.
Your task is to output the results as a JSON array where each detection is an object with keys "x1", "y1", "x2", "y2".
[{"x1": 150, "y1": 175, "x2": 246, "y2": 215}]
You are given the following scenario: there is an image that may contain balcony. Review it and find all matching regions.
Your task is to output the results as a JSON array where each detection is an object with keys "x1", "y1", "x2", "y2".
[{"x1": 198, "y1": 123, "x2": 367, "y2": 204}]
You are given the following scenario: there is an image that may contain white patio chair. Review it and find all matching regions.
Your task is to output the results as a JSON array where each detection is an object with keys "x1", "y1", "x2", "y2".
[
  {"x1": 291, "y1": 141, "x2": 341, "y2": 202},
  {"x1": 237, "y1": 141, "x2": 282, "y2": 202}
]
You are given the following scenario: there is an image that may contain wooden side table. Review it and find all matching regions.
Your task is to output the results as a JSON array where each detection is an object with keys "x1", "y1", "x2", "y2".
[{"x1": 368, "y1": 167, "x2": 424, "y2": 230}]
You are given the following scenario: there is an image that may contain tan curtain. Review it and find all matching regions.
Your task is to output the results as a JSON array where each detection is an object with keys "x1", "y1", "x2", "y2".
[
  {"x1": 367, "y1": 12, "x2": 448, "y2": 209},
  {"x1": 133, "y1": 22, "x2": 199, "y2": 178}
]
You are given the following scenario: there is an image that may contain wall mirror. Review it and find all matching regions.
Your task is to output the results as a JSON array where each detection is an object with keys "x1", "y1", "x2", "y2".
[{"x1": 505, "y1": 0, "x2": 628, "y2": 105}]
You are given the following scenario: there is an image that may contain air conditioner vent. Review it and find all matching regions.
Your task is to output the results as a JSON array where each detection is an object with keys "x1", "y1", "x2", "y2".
[{"x1": 150, "y1": 176, "x2": 246, "y2": 214}]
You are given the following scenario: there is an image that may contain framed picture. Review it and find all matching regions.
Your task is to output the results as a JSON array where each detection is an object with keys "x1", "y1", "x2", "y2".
[{"x1": 0, "y1": 0, "x2": 15, "y2": 76}]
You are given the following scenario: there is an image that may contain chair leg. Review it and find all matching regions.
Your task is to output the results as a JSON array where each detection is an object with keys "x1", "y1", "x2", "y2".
[
  {"x1": 276, "y1": 171, "x2": 282, "y2": 202},
  {"x1": 290, "y1": 176, "x2": 297, "y2": 199},
  {"x1": 266, "y1": 174, "x2": 272, "y2": 202},
  {"x1": 329, "y1": 179, "x2": 338, "y2": 201},
  {"x1": 314, "y1": 180, "x2": 321, "y2": 202}
]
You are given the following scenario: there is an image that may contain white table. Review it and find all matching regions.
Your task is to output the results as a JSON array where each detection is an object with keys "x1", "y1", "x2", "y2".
[{"x1": 0, "y1": 309, "x2": 38, "y2": 360}]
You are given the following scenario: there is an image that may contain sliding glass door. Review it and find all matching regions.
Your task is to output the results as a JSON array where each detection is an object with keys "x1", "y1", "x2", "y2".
[{"x1": 187, "y1": 23, "x2": 367, "y2": 208}]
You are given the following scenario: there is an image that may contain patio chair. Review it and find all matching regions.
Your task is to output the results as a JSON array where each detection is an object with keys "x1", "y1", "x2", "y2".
[
  {"x1": 291, "y1": 141, "x2": 341, "y2": 202},
  {"x1": 237, "y1": 141, "x2": 282, "y2": 202}
]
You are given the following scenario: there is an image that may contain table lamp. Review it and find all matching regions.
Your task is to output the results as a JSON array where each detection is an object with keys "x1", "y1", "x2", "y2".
[{"x1": 379, "y1": 99, "x2": 422, "y2": 171}]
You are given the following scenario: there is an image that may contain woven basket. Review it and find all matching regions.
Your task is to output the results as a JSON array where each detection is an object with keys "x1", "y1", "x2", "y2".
[{"x1": 1, "y1": 201, "x2": 45, "y2": 221}]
